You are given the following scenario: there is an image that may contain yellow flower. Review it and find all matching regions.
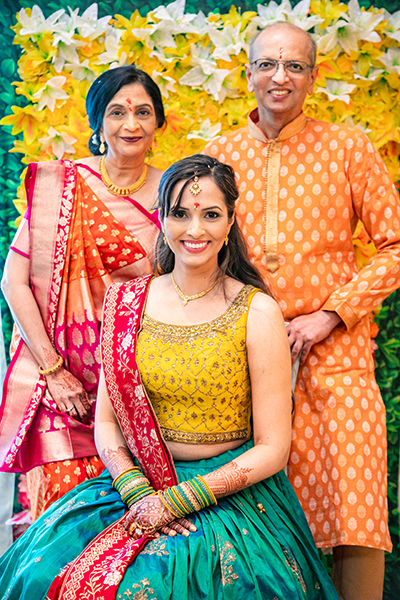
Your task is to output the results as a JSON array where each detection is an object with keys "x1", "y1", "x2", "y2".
[{"x1": 0, "y1": 105, "x2": 43, "y2": 145}]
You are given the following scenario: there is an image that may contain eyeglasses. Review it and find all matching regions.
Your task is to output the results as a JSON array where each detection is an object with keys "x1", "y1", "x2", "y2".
[{"x1": 250, "y1": 58, "x2": 314, "y2": 76}]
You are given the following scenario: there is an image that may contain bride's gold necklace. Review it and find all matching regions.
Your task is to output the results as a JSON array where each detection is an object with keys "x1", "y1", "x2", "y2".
[
  {"x1": 99, "y1": 155, "x2": 148, "y2": 196},
  {"x1": 171, "y1": 272, "x2": 217, "y2": 307}
]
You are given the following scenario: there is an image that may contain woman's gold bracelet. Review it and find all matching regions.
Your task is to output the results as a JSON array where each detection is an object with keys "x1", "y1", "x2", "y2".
[{"x1": 38, "y1": 354, "x2": 64, "y2": 376}]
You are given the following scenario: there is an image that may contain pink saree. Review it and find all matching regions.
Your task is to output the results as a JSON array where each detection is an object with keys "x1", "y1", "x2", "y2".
[
  {"x1": 0, "y1": 161, "x2": 160, "y2": 473},
  {"x1": 47, "y1": 275, "x2": 177, "y2": 600}
]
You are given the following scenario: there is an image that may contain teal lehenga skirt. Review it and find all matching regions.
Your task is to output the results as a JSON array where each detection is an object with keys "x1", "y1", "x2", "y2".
[{"x1": 0, "y1": 442, "x2": 339, "y2": 599}]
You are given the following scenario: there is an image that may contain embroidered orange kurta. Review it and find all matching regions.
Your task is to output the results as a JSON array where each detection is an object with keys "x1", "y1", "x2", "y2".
[{"x1": 205, "y1": 111, "x2": 400, "y2": 551}]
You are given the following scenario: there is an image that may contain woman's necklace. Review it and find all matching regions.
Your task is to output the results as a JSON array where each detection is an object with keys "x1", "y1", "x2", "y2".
[
  {"x1": 99, "y1": 155, "x2": 148, "y2": 196},
  {"x1": 171, "y1": 272, "x2": 218, "y2": 307}
]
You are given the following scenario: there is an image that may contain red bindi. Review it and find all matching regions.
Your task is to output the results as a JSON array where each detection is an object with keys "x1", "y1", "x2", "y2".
[
  {"x1": 194, "y1": 202, "x2": 200, "y2": 209},
  {"x1": 126, "y1": 98, "x2": 134, "y2": 112},
  {"x1": 279, "y1": 47, "x2": 283, "y2": 59}
]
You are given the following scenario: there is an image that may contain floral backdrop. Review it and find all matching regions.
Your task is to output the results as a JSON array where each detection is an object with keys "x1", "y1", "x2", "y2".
[{"x1": 0, "y1": 1, "x2": 399, "y2": 596}]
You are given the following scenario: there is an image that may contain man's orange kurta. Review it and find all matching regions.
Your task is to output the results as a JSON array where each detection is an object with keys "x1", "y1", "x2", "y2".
[{"x1": 205, "y1": 111, "x2": 400, "y2": 551}]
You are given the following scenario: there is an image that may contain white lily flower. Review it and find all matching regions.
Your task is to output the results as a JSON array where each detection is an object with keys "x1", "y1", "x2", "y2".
[
  {"x1": 180, "y1": 66, "x2": 232, "y2": 102},
  {"x1": 383, "y1": 9, "x2": 400, "y2": 43},
  {"x1": 187, "y1": 118, "x2": 222, "y2": 141},
  {"x1": 131, "y1": 22, "x2": 179, "y2": 50},
  {"x1": 287, "y1": 0, "x2": 324, "y2": 31},
  {"x1": 152, "y1": 0, "x2": 197, "y2": 26},
  {"x1": 65, "y1": 59, "x2": 96, "y2": 82},
  {"x1": 318, "y1": 20, "x2": 364, "y2": 55},
  {"x1": 75, "y1": 4, "x2": 111, "y2": 40},
  {"x1": 344, "y1": 116, "x2": 371, "y2": 133},
  {"x1": 98, "y1": 30, "x2": 124, "y2": 65},
  {"x1": 316, "y1": 79, "x2": 356, "y2": 104},
  {"x1": 39, "y1": 127, "x2": 77, "y2": 159},
  {"x1": 33, "y1": 76, "x2": 69, "y2": 112},
  {"x1": 19, "y1": 6, "x2": 65, "y2": 36},
  {"x1": 52, "y1": 42, "x2": 83, "y2": 73},
  {"x1": 190, "y1": 45, "x2": 217, "y2": 76},
  {"x1": 380, "y1": 47, "x2": 400, "y2": 75},
  {"x1": 342, "y1": 0, "x2": 383, "y2": 42},
  {"x1": 151, "y1": 71, "x2": 176, "y2": 98},
  {"x1": 192, "y1": 11, "x2": 208, "y2": 30},
  {"x1": 209, "y1": 23, "x2": 244, "y2": 62},
  {"x1": 52, "y1": 8, "x2": 80, "y2": 46},
  {"x1": 257, "y1": 0, "x2": 291, "y2": 27}
]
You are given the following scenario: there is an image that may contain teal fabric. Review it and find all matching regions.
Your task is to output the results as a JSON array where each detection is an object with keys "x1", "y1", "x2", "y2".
[{"x1": 0, "y1": 441, "x2": 339, "y2": 599}]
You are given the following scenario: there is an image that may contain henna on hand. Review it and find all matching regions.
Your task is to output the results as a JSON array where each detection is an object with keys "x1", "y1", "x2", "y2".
[
  {"x1": 100, "y1": 445, "x2": 134, "y2": 480},
  {"x1": 124, "y1": 495, "x2": 175, "y2": 539},
  {"x1": 41, "y1": 346, "x2": 60, "y2": 368},
  {"x1": 203, "y1": 461, "x2": 254, "y2": 499},
  {"x1": 45, "y1": 365, "x2": 92, "y2": 423}
]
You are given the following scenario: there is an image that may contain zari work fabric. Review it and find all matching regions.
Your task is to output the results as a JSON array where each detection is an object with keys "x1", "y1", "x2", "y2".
[
  {"x1": 0, "y1": 452, "x2": 340, "y2": 600},
  {"x1": 136, "y1": 285, "x2": 254, "y2": 444},
  {"x1": 0, "y1": 161, "x2": 159, "y2": 517},
  {"x1": 204, "y1": 111, "x2": 400, "y2": 551}
]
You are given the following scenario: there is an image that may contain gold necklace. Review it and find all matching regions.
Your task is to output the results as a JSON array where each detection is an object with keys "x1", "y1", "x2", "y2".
[
  {"x1": 99, "y1": 155, "x2": 148, "y2": 196},
  {"x1": 171, "y1": 273, "x2": 217, "y2": 307}
]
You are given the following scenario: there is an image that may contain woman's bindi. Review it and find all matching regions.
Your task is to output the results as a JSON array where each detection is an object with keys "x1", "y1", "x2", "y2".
[{"x1": 126, "y1": 98, "x2": 134, "y2": 112}]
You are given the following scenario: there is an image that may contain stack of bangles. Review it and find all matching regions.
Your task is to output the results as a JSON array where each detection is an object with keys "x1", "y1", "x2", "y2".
[
  {"x1": 158, "y1": 476, "x2": 217, "y2": 517},
  {"x1": 112, "y1": 467, "x2": 154, "y2": 508},
  {"x1": 113, "y1": 468, "x2": 217, "y2": 517}
]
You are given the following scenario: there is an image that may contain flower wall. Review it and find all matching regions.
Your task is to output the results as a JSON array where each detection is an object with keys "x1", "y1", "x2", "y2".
[{"x1": 0, "y1": 1, "x2": 399, "y2": 595}]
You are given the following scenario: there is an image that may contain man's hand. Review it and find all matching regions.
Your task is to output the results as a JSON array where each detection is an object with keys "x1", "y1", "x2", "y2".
[{"x1": 286, "y1": 310, "x2": 342, "y2": 365}]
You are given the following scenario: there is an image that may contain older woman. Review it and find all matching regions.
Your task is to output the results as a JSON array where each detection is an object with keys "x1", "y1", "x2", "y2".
[
  {"x1": 0, "y1": 155, "x2": 339, "y2": 600},
  {"x1": 0, "y1": 66, "x2": 164, "y2": 520}
]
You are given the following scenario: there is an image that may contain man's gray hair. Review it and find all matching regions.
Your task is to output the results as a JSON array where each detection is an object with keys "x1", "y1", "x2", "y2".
[{"x1": 248, "y1": 22, "x2": 317, "y2": 66}]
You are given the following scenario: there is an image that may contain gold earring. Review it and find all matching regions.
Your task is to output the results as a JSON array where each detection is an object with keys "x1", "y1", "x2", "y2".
[
  {"x1": 225, "y1": 233, "x2": 229, "y2": 246},
  {"x1": 163, "y1": 234, "x2": 167, "y2": 245},
  {"x1": 99, "y1": 138, "x2": 106, "y2": 154}
]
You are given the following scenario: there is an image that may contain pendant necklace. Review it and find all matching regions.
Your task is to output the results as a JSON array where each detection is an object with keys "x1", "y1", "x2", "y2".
[{"x1": 171, "y1": 273, "x2": 217, "y2": 307}]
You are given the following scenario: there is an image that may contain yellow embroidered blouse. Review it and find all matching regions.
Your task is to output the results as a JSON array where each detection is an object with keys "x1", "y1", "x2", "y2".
[{"x1": 136, "y1": 285, "x2": 258, "y2": 444}]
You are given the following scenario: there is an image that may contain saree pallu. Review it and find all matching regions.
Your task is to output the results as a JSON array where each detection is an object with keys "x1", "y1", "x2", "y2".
[
  {"x1": 0, "y1": 162, "x2": 160, "y2": 473},
  {"x1": 0, "y1": 442, "x2": 339, "y2": 600}
]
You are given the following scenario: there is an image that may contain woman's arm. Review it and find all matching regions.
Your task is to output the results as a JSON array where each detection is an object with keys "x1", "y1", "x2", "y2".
[
  {"x1": 202, "y1": 292, "x2": 292, "y2": 498},
  {"x1": 1, "y1": 249, "x2": 91, "y2": 422},
  {"x1": 95, "y1": 368, "x2": 137, "y2": 479},
  {"x1": 95, "y1": 368, "x2": 195, "y2": 537}
]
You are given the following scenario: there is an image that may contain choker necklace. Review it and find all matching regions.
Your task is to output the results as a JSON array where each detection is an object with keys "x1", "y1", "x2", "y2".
[
  {"x1": 171, "y1": 273, "x2": 217, "y2": 307},
  {"x1": 99, "y1": 155, "x2": 148, "y2": 196}
]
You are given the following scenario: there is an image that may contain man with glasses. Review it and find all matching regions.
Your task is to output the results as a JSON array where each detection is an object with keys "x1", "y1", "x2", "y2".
[{"x1": 205, "y1": 21, "x2": 400, "y2": 600}]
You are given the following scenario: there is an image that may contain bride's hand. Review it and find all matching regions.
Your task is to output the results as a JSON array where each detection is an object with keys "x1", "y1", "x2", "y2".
[{"x1": 125, "y1": 495, "x2": 197, "y2": 539}]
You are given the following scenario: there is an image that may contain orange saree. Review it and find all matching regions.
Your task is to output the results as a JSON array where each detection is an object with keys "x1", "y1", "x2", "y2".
[{"x1": 0, "y1": 161, "x2": 160, "y2": 492}]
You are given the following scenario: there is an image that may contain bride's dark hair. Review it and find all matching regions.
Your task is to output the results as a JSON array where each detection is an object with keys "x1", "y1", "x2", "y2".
[{"x1": 155, "y1": 154, "x2": 272, "y2": 296}]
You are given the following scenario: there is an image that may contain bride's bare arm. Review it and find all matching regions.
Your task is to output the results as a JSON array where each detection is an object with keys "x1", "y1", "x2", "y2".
[
  {"x1": 95, "y1": 368, "x2": 137, "y2": 478},
  {"x1": 95, "y1": 369, "x2": 195, "y2": 537},
  {"x1": 202, "y1": 292, "x2": 292, "y2": 498}
]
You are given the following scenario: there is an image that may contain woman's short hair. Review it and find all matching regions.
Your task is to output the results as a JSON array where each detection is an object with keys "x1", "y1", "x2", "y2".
[
  {"x1": 86, "y1": 66, "x2": 165, "y2": 155},
  {"x1": 155, "y1": 154, "x2": 271, "y2": 295}
]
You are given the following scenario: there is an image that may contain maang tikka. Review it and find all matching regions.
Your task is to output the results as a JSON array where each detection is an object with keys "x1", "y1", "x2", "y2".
[{"x1": 189, "y1": 172, "x2": 202, "y2": 196}]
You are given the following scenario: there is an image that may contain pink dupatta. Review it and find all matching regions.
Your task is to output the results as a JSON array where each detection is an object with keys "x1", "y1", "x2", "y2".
[{"x1": 47, "y1": 275, "x2": 178, "y2": 600}]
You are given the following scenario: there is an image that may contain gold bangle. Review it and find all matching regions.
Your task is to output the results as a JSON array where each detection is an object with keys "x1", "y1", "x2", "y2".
[{"x1": 38, "y1": 354, "x2": 64, "y2": 376}]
